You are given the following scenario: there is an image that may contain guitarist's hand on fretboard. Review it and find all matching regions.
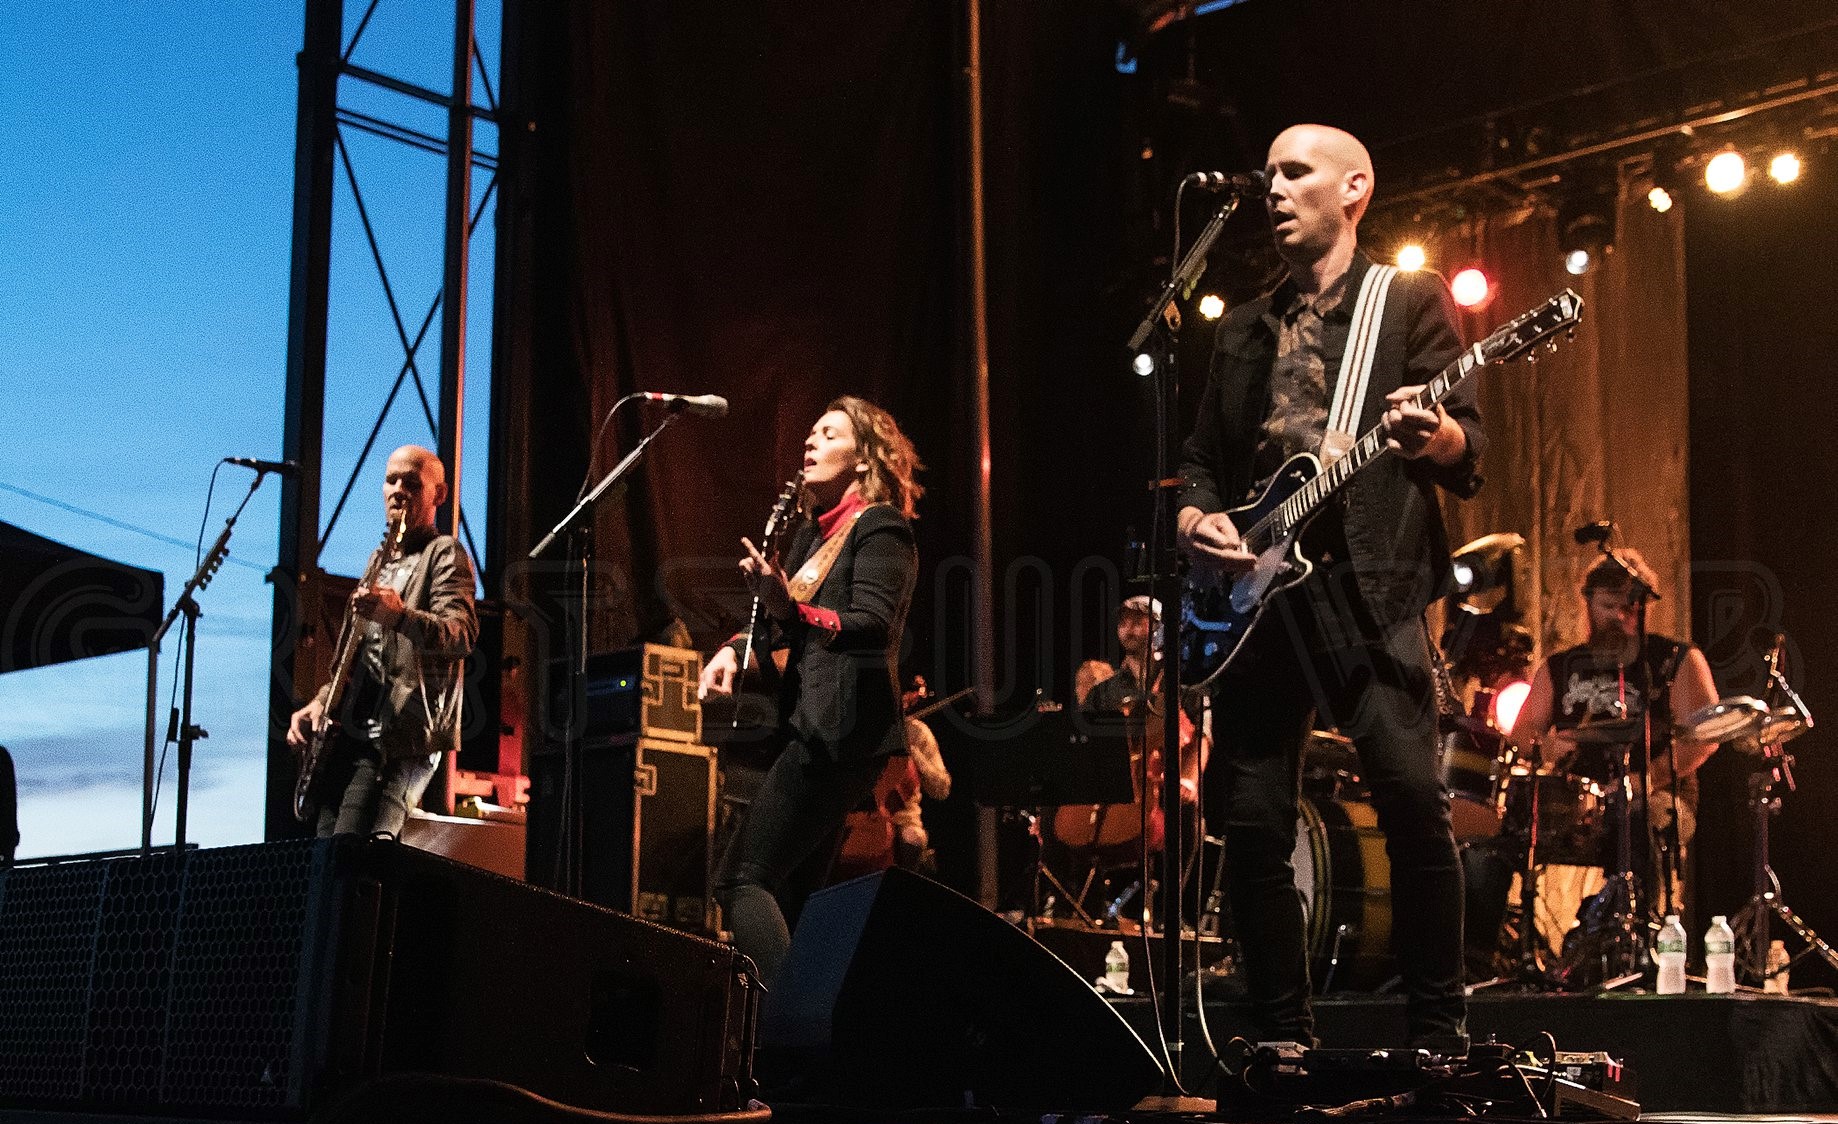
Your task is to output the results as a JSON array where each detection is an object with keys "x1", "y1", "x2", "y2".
[
  {"x1": 1180, "y1": 508, "x2": 1257, "y2": 574},
  {"x1": 284, "y1": 696, "x2": 327, "y2": 754},
  {"x1": 1381, "y1": 384, "x2": 1465, "y2": 463}
]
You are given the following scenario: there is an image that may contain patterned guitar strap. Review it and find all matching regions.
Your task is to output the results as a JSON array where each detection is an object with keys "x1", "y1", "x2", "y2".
[
  {"x1": 785, "y1": 505, "x2": 876, "y2": 603},
  {"x1": 1320, "y1": 263, "x2": 1399, "y2": 465}
]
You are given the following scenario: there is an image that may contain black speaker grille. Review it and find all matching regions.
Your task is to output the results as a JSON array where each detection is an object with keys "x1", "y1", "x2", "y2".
[
  {"x1": 162, "y1": 840, "x2": 324, "y2": 1109},
  {"x1": 0, "y1": 839, "x2": 330, "y2": 1112},
  {"x1": 0, "y1": 859, "x2": 108, "y2": 1100},
  {"x1": 85, "y1": 850, "x2": 182, "y2": 1106}
]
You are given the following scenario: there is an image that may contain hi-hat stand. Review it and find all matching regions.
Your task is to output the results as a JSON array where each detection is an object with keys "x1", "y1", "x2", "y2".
[{"x1": 1733, "y1": 640, "x2": 1835, "y2": 987}]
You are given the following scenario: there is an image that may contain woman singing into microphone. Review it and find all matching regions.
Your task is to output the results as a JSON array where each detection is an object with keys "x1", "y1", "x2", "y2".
[{"x1": 698, "y1": 396, "x2": 923, "y2": 986}]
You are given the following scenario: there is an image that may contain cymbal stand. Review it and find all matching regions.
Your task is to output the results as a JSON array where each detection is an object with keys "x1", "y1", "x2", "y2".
[{"x1": 1734, "y1": 737, "x2": 1838, "y2": 984}]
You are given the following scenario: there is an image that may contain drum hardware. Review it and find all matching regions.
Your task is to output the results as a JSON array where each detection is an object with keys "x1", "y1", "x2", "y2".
[
  {"x1": 1673, "y1": 695, "x2": 1767, "y2": 745},
  {"x1": 1292, "y1": 795, "x2": 1393, "y2": 993},
  {"x1": 1730, "y1": 638, "x2": 1834, "y2": 985},
  {"x1": 1469, "y1": 739, "x2": 1565, "y2": 992}
]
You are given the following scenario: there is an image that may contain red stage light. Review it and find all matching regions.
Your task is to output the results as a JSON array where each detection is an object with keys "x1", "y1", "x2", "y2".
[{"x1": 1492, "y1": 679, "x2": 1532, "y2": 735}]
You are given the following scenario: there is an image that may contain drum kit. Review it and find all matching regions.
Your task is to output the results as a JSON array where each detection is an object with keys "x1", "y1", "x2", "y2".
[{"x1": 1020, "y1": 636, "x2": 1826, "y2": 997}]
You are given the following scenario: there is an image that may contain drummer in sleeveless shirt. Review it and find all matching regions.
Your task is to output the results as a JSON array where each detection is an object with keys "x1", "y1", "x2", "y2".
[{"x1": 1508, "y1": 550, "x2": 1721, "y2": 899}]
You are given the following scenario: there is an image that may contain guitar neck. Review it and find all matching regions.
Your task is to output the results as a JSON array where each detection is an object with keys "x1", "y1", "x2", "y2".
[{"x1": 1259, "y1": 342, "x2": 1483, "y2": 544}]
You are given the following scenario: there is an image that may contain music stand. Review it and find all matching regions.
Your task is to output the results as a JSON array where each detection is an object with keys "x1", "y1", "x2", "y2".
[{"x1": 971, "y1": 706, "x2": 1136, "y2": 927}]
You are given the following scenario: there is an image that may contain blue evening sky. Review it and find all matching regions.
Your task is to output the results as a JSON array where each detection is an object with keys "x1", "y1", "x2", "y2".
[{"x1": 0, "y1": 1, "x2": 499, "y2": 856}]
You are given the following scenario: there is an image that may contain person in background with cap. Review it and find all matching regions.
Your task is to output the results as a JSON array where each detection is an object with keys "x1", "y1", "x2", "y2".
[{"x1": 1078, "y1": 595, "x2": 1209, "y2": 798}]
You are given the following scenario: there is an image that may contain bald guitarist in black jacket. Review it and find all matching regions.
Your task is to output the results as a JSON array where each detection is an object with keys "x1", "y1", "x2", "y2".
[
  {"x1": 699, "y1": 396, "x2": 922, "y2": 988},
  {"x1": 1177, "y1": 125, "x2": 1484, "y2": 1052}
]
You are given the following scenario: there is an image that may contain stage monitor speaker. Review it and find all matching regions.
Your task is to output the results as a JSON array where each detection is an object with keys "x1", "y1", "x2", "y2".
[
  {"x1": 0, "y1": 837, "x2": 756, "y2": 1119},
  {"x1": 762, "y1": 867, "x2": 1164, "y2": 1110}
]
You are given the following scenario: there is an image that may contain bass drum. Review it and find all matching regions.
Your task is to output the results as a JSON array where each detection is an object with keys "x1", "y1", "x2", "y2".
[{"x1": 1293, "y1": 795, "x2": 1393, "y2": 993}]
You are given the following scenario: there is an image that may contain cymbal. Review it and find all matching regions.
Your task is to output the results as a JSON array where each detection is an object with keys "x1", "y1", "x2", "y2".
[
  {"x1": 1734, "y1": 703, "x2": 1812, "y2": 754},
  {"x1": 1676, "y1": 696, "x2": 1767, "y2": 744},
  {"x1": 1759, "y1": 703, "x2": 1811, "y2": 745}
]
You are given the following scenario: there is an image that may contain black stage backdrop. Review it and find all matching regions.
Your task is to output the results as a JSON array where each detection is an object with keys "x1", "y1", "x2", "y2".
[
  {"x1": 1687, "y1": 168, "x2": 1838, "y2": 991},
  {"x1": 497, "y1": 1, "x2": 1150, "y2": 894}
]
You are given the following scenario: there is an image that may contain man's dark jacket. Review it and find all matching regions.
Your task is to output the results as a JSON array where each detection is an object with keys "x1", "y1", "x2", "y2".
[{"x1": 1179, "y1": 252, "x2": 1486, "y2": 630}]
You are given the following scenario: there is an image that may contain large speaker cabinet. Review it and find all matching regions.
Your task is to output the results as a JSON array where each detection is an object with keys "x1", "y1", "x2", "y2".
[{"x1": 0, "y1": 837, "x2": 756, "y2": 1119}]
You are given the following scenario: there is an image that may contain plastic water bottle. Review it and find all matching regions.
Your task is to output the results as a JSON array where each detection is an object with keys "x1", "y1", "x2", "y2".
[
  {"x1": 1654, "y1": 914, "x2": 1687, "y2": 995},
  {"x1": 1705, "y1": 915, "x2": 1737, "y2": 993},
  {"x1": 1764, "y1": 939, "x2": 1791, "y2": 995},
  {"x1": 1103, "y1": 940, "x2": 1131, "y2": 993}
]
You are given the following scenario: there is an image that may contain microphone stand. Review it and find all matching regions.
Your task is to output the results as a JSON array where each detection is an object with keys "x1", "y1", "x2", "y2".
[
  {"x1": 142, "y1": 471, "x2": 272, "y2": 853},
  {"x1": 529, "y1": 410, "x2": 682, "y2": 897},
  {"x1": 1126, "y1": 186, "x2": 1247, "y2": 1085},
  {"x1": 1594, "y1": 539, "x2": 1661, "y2": 988}
]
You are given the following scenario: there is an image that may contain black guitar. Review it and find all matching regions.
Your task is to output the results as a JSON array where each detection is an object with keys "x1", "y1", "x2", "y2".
[
  {"x1": 1178, "y1": 288, "x2": 1584, "y2": 686},
  {"x1": 294, "y1": 509, "x2": 408, "y2": 820}
]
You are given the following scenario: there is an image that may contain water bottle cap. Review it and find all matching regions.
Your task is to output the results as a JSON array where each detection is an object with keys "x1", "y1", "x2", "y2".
[
  {"x1": 1664, "y1": 914, "x2": 1680, "y2": 922},
  {"x1": 1712, "y1": 915, "x2": 1728, "y2": 924}
]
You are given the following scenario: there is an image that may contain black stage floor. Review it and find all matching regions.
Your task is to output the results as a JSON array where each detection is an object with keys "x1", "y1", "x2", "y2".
[{"x1": 1112, "y1": 991, "x2": 1838, "y2": 1114}]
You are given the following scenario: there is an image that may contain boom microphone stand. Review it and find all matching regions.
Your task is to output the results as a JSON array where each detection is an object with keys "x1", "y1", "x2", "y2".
[
  {"x1": 530, "y1": 408, "x2": 684, "y2": 896},
  {"x1": 1126, "y1": 179, "x2": 1251, "y2": 1085},
  {"x1": 143, "y1": 467, "x2": 276, "y2": 852}
]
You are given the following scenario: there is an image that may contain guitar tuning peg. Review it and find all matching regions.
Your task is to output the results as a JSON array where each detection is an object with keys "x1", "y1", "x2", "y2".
[
  {"x1": 1524, "y1": 353, "x2": 1537, "y2": 365},
  {"x1": 1546, "y1": 340, "x2": 1559, "y2": 352}
]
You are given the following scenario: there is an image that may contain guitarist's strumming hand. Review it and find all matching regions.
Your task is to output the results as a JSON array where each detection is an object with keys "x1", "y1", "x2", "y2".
[
  {"x1": 352, "y1": 583, "x2": 406, "y2": 629},
  {"x1": 1381, "y1": 385, "x2": 1467, "y2": 465},
  {"x1": 739, "y1": 535, "x2": 796, "y2": 622},
  {"x1": 285, "y1": 697, "x2": 327, "y2": 753},
  {"x1": 1179, "y1": 508, "x2": 1257, "y2": 574},
  {"x1": 698, "y1": 647, "x2": 741, "y2": 699}
]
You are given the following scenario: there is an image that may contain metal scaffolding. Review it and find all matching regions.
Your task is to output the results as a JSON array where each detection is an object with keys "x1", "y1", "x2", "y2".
[{"x1": 267, "y1": 0, "x2": 500, "y2": 838}]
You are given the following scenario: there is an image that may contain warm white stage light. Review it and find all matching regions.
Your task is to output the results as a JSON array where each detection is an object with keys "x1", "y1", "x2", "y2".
[
  {"x1": 1396, "y1": 244, "x2": 1427, "y2": 271},
  {"x1": 1564, "y1": 248, "x2": 1594, "y2": 276},
  {"x1": 1705, "y1": 151, "x2": 1747, "y2": 195},
  {"x1": 1769, "y1": 151, "x2": 1802, "y2": 185},
  {"x1": 1450, "y1": 267, "x2": 1491, "y2": 308},
  {"x1": 1197, "y1": 293, "x2": 1226, "y2": 320},
  {"x1": 1647, "y1": 185, "x2": 1674, "y2": 213}
]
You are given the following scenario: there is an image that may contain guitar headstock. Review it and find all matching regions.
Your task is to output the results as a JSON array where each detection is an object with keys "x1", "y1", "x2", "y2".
[
  {"x1": 385, "y1": 508, "x2": 410, "y2": 558},
  {"x1": 1480, "y1": 288, "x2": 1584, "y2": 364},
  {"x1": 760, "y1": 474, "x2": 803, "y2": 557}
]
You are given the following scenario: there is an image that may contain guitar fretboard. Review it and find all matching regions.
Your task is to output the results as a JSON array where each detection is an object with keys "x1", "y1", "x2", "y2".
[{"x1": 1245, "y1": 345, "x2": 1481, "y2": 550}]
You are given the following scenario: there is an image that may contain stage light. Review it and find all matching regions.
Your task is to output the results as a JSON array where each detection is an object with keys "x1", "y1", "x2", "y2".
[
  {"x1": 1492, "y1": 679, "x2": 1532, "y2": 735},
  {"x1": 1647, "y1": 185, "x2": 1674, "y2": 213},
  {"x1": 1197, "y1": 293, "x2": 1226, "y2": 320},
  {"x1": 1450, "y1": 267, "x2": 1491, "y2": 308},
  {"x1": 1557, "y1": 189, "x2": 1614, "y2": 277},
  {"x1": 1450, "y1": 531, "x2": 1523, "y2": 616},
  {"x1": 1705, "y1": 150, "x2": 1747, "y2": 195},
  {"x1": 1769, "y1": 151, "x2": 1802, "y2": 185},
  {"x1": 1396, "y1": 244, "x2": 1427, "y2": 271},
  {"x1": 1133, "y1": 352, "x2": 1156, "y2": 376}
]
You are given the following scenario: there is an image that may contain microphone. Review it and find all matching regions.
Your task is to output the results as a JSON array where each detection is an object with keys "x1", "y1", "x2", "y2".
[
  {"x1": 639, "y1": 392, "x2": 728, "y2": 418},
  {"x1": 1183, "y1": 170, "x2": 1269, "y2": 197},
  {"x1": 1572, "y1": 520, "x2": 1614, "y2": 545},
  {"x1": 225, "y1": 457, "x2": 299, "y2": 476}
]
